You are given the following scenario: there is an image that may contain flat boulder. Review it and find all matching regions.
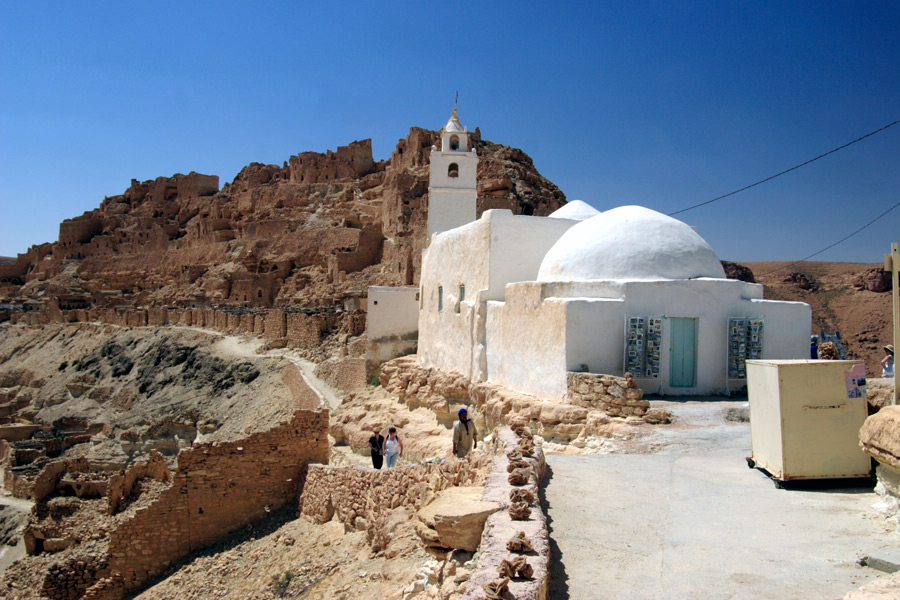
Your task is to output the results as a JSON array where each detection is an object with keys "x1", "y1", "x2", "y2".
[
  {"x1": 416, "y1": 486, "x2": 499, "y2": 552},
  {"x1": 859, "y1": 406, "x2": 900, "y2": 470},
  {"x1": 539, "y1": 403, "x2": 588, "y2": 425}
]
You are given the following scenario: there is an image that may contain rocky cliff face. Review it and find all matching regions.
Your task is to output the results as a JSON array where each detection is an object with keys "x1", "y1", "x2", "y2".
[{"x1": 0, "y1": 129, "x2": 565, "y2": 314}]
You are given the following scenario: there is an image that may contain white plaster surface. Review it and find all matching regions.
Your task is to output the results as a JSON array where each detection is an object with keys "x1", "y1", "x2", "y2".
[
  {"x1": 538, "y1": 205, "x2": 726, "y2": 282},
  {"x1": 548, "y1": 199, "x2": 600, "y2": 220},
  {"x1": 366, "y1": 286, "x2": 419, "y2": 340},
  {"x1": 427, "y1": 109, "x2": 478, "y2": 239},
  {"x1": 486, "y1": 285, "x2": 570, "y2": 401},
  {"x1": 417, "y1": 218, "x2": 490, "y2": 379},
  {"x1": 488, "y1": 278, "x2": 809, "y2": 398},
  {"x1": 417, "y1": 200, "x2": 811, "y2": 400},
  {"x1": 418, "y1": 211, "x2": 577, "y2": 381}
]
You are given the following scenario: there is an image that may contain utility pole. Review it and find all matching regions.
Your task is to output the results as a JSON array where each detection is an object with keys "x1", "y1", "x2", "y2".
[{"x1": 886, "y1": 242, "x2": 899, "y2": 405}]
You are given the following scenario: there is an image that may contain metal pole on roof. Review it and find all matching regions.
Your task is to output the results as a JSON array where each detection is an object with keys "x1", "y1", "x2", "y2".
[{"x1": 886, "y1": 242, "x2": 899, "y2": 405}]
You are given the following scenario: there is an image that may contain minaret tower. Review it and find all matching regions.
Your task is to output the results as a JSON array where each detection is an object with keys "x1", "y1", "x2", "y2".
[{"x1": 427, "y1": 98, "x2": 478, "y2": 240}]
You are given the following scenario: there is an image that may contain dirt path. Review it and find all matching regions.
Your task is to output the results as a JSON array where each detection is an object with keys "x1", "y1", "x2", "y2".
[
  {"x1": 0, "y1": 494, "x2": 33, "y2": 576},
  {"x1": 543, "y1": 400, "x2": 899, "y2": 600},
  {"x1": 172, "y1": 326, "x2": 342, "y2": 410}
]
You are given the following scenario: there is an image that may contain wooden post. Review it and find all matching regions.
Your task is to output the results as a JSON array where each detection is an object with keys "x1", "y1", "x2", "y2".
[{"x1": 885, "y1": 242, "x2": 899, "y2": 405}]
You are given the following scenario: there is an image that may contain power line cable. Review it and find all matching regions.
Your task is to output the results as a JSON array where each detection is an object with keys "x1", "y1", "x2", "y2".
[
  {"x1": 756, "y1": 198, "x2": 900, "y2": 277},
  {"x1": 668, "y1": 118, "x2": 900, "y2": 217}
]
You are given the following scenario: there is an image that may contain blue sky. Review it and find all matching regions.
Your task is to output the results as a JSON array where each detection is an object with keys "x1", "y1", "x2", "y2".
[{"x1": 1, "y1": 1, "x2": 898, "y2": 262}]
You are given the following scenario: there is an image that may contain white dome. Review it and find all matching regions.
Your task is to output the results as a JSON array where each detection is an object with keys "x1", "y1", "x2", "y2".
[
  {"x1": 537, "y1": 205, "x2": 725, "y2": 282},
  {"x1": 548, "y1": 200, "x2": 601, "y2": 221}
]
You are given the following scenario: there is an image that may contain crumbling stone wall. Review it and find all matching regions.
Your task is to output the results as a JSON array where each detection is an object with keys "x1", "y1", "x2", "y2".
[
  {"x1": 381, "y1": 356, "x2": 666, "y2": 444},
  {"x1": 89, "y1": 409, "x2": 328, "y2": 597},
  {"x1": 15, "y1": 409, "x2": 332, "y2": 600},
  {"x1": 313, "y1": 357, "x2": 368, "y2": 391},
  {"x1": 6, "y1": 306, "x2": 365, "y2": 358},
  {"x1": 288, "y1": 139, "x2": 376, "y2": 184},
  {"x1": 299, "y1": 454, "x2": 491, "y2": 550},
  {"x1": 106, "y1": 451, "x2": 170, "y2": 515},
  {"x1": 567, "y1": 371, "x2": 649, "y2": 417}
]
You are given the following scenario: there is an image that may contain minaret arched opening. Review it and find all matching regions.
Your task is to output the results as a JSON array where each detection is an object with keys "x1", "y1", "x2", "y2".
[
  {"x1": 448, "y1": 163, "x2": 459, "y2": 178},
  {"x1": 449, "y1": 135, "x2": 460, "y2": 151}
]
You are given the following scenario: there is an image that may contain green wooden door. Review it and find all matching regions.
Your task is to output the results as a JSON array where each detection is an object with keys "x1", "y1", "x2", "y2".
[{"x1": 669, "y1": 318, "x2": 697, "y2": 387}]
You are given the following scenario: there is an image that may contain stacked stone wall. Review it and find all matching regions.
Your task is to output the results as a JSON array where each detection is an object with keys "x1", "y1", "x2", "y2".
[
  {"x1": 285, "y1": 312, "x2": 325, "y2": 349},
  {"x1": 106, "y1": 451, "x2": 170, "y2": 515},
  {"x1": 381, "y1": 356, "x2": 666, "y2": 444},
  {"x1": 4, "y1": 306, "x2": 365, "y2": 356},
  {"x1": 287, "y1": 139, "x2": 376, "y2": 184},
  {"x1": 78, "y1": 408, "x2": 329, "y2": 599},
  {"x1": 313, "y1": 357, "x2": 368, "y2": 391},
  {"x1": 567, "y1": 371, "x2": 649, "y2": 417},
  {"x1": 460, "y1": 426, "x2": 550, "y2": 600},
  {"x1": 299, "y1": 449, "x2": 491, "y2": 548}
]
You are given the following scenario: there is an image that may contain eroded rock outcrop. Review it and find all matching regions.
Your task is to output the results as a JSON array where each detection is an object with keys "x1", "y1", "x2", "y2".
[
  {"x1": 0, "y1": 128, "x2": 565, "y2": 352},
  {"x1": 860, "y1": 406, "x2": 900, "y2": 471}
]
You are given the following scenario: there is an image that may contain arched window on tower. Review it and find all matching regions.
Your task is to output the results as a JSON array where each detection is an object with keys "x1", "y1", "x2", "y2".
[
  {"x1": 448, "y1": 163, "x2": 459, "y2": 178},
  {"x1": 449, "y1": 135, "x2": 460, "y2": 151}
]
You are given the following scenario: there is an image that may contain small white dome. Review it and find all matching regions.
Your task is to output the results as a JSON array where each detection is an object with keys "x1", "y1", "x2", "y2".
[
  {"x1": 537, "y1": 205, "x2": 725, "y2": 281},
  {"x1": 549, "y1": 200, "x2": 601, "y2": 221}
]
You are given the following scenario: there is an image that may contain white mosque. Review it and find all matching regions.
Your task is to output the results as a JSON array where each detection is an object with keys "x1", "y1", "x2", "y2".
[{"x1": 368, "y1": 106, "x2": 811, "y2": 399}]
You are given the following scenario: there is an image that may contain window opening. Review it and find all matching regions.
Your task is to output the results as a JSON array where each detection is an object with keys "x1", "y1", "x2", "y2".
[
  {"x1": 449, "y1": 135, "x2": 460, "y2": 151},
  {"x1": 438, "y1": 286, "x2": 443, "y2": 312},
  {"x1": 448, "y1": 163, "x2": 459, "y2": 178},
  {"x1": 459, "y1": 285, "x2": 465, "y2": 302}
]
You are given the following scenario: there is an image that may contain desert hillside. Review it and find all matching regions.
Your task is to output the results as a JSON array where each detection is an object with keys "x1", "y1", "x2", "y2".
[
  {"x1": 0, "y1": 129, "x2": 563, "y2": 313},
  {"x1": 739, "y1": 260, "x2": 893, "y2": 375}
]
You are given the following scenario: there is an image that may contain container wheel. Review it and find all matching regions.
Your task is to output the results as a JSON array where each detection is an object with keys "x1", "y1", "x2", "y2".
[
  {"x1": 773, "y1": 479, "x2": 785, "y2": 489},
  {"x1": 746, "y1": 457, "x2": 756, "y2": 469}
]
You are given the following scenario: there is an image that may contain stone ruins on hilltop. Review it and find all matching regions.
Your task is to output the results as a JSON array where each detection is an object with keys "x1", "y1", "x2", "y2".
[{"x1": 0, "y1": 123, "x2": 564, "y2": 354}]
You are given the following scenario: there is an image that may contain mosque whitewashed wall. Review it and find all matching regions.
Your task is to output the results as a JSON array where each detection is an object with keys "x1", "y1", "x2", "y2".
[{"x1": 418, "y1": 210, "x2": 578, "y2": 382}]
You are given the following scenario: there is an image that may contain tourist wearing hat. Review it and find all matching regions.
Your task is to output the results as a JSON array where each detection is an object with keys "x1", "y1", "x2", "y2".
[
  {"x1": 882, "y1": 345, "x2": 894, "y2": 378},
  {"x1": 452, "y1": 408, "x2": 478, "y2": 459},
  {"x1": 368, "y1": 427, "x2": 385, "y2": 470}
]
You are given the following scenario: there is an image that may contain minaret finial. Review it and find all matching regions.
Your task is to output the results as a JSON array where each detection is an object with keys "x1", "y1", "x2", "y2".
[{"x1": 455, "y1": 91, "x2": 458, "y2": 109}]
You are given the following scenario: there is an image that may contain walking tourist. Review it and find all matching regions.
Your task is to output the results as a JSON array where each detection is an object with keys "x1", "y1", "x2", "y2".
[
  {"x1": 883, "y1": 345, "x2": 895, "y2": 378},
  {"x1": 382, "y1": 427, "x2": 403, "y2": 468},
  {"x1": 452, "y1": 408, "x2": 478, "y2": 459},
  {"x1": 368, "y1": 427, "x2": 385, "y2": 469}
]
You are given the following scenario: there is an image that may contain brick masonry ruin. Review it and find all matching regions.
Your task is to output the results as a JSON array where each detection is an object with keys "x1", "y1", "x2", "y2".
[{"x1": 13, "y1": 407, "x2": 329, "y2": 600}]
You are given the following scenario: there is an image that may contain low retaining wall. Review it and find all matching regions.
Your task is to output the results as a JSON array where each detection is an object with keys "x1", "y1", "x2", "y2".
[
  {"x1": 298, "y1": 425, "x2": 551, "y2": 600},
  {"x1": 299, "y1": 452, "x2": 492, "y2": 550},
  {"x1": 461, "y1": 425, "x2": 549, "y2": 600},
  {"x1": 381, "y1": 356, "x2": 666, "y2": 443},
  {"x1": 567, "y1": 371, "x2": 649, "y2": 417}
]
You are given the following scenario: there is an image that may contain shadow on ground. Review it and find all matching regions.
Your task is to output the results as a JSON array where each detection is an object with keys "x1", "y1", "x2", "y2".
[
  {"x1": 123, "y1": 508, "x2": 296, "y2": 599},
  {"x1": 540, "y1": 462, "x2": 569, "y2": 600}
]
